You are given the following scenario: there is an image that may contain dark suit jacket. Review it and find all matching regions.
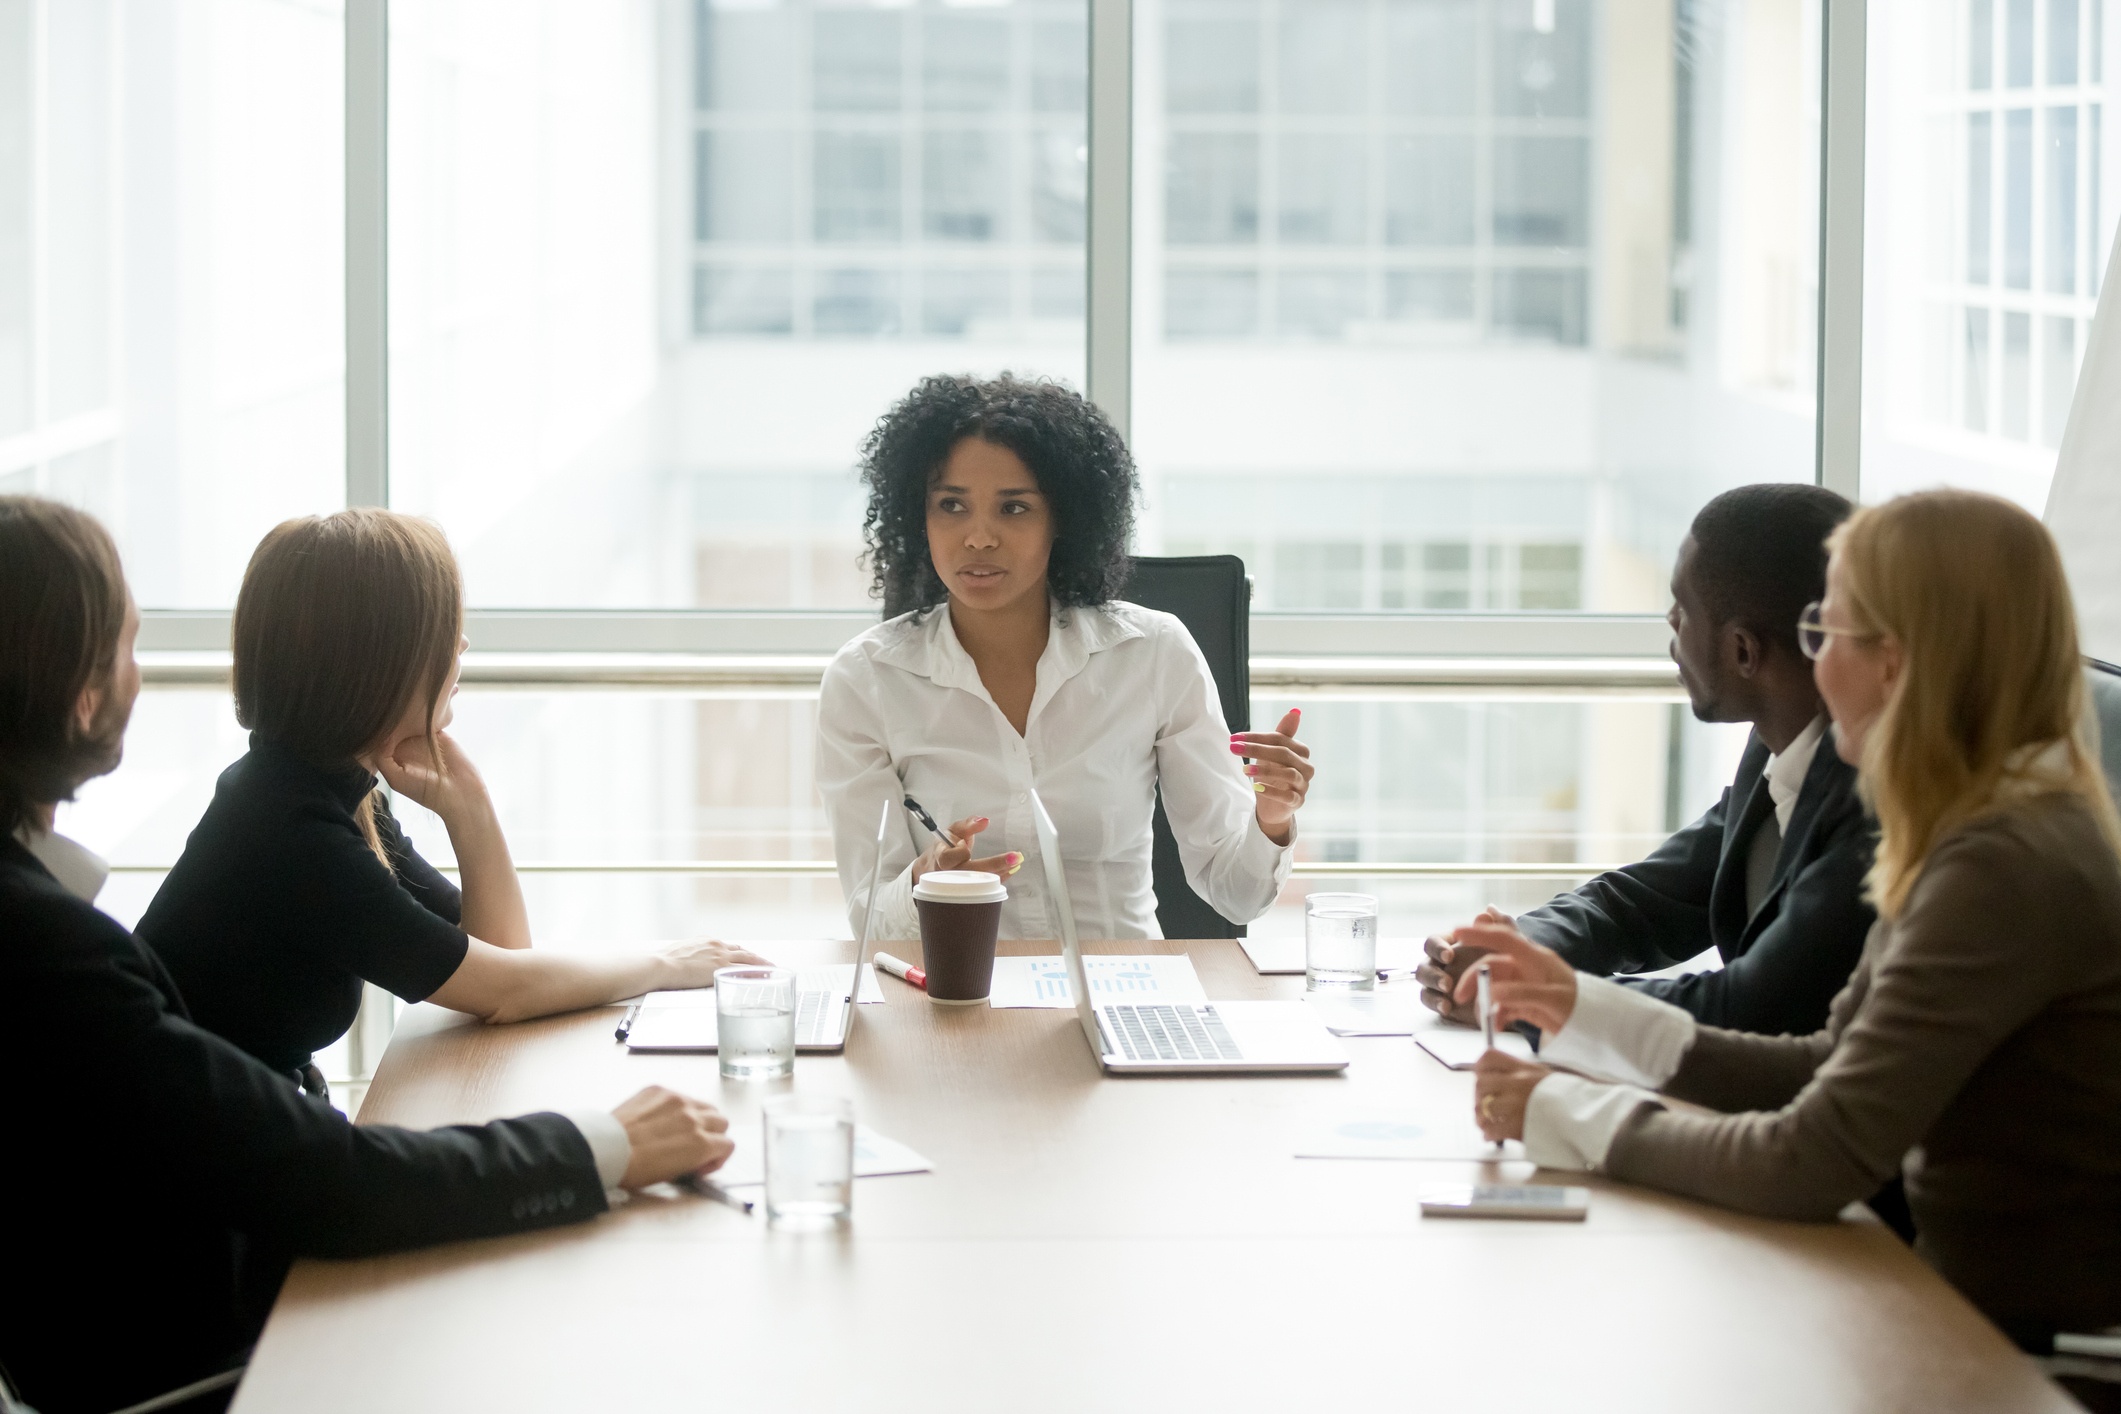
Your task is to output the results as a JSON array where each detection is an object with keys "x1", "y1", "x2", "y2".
[
  {"x1": 0, "y1": 838, "x2": 606, "y2": 1414},
  {"x1": 1515, "y1": 730, "x2": 1875, "y2": 1035}
]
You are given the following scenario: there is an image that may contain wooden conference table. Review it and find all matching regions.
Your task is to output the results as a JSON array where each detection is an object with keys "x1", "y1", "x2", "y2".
[{"x1": 234, "y1": 939, "x2": 2073, "y2": 1413}]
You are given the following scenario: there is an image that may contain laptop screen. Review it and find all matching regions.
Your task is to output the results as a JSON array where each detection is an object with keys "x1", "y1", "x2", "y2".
[
  {"x1": 843, "y1": 796, "x2": 893, "y2": 1040},
  {"x1": 1027, "y1": 790, "x2": 1104, "y2": 1058}
]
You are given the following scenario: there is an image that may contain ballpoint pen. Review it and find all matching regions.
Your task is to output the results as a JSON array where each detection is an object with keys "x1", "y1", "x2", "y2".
[
  {"x1": 1476, "y1": 963, "x2": 1503, "y2": 1153},
  {"x1": 902, "y1": 794, "x2": 955, "y2": 846},
  {"x1": 615, "y1": 1000, "x2": 643, "y2": 1043},
  {"x1": 674, "y1": 1172, "x2": 754, "y2": 1214}
]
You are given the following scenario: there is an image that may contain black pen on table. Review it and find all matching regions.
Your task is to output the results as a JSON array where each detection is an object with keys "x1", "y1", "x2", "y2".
[
  {"x1": 674, "y1": 1172, "x2": 754, "y2": 1215},
  {"x1": 903, "y1": 794, "x2": 955, "y2": 847}
]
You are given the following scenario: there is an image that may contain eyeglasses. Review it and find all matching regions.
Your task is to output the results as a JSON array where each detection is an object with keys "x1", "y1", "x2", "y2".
[{"x1": 1797, "y1": 601, "x2": 1871, "y2": 661}]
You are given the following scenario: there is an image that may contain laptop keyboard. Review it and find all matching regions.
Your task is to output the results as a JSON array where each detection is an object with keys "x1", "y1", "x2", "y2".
[
  {"x1": 1106, "y1": 1004, "x2": 1244, "y2": 1063},
  {"x1": 795, "y1": 987, "x2": 830, "y2": 1045}
]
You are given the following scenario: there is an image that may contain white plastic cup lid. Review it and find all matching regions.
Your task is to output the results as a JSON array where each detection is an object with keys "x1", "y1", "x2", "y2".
[{"x1": 912, "y1": 870, "x2": 1009, "y2": 903}]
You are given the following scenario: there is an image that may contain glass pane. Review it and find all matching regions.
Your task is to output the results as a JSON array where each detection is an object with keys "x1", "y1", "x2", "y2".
[
  {"x1": 1277, "y1": 0, "x2": 1368, "y2": 115},
  {"x1": 1276, "y1": 135, "x2": 1368, "y2": 245},
  {"x1": 1864, "y1": 0, "x2": 2117, "y2": 508},
  {"x1": 2051, "y1": 0, "x2": 2081, "y2": 84},
  {"x1": 1383, "y1": 0, "x2": 1478, "y2": 117},
  {"x1": 390, "y1": 0, "x2": 1086, "y2": 608},
  {"x1": 2044, "y1": 313, "x2": 2078, "y2": 445},
  {"x1": 2009, "y1": 0, "x2": 2036, "y2": 87},
  {"x1": 1383, "y1": 136, "x2": 1477, "y2": 245},
  {"x1": 0, "y1": 0, "x2": 344, "y2": 608},
  {"x1": 1143, "y1": 0, "x2": 1801, "y2": 615}
]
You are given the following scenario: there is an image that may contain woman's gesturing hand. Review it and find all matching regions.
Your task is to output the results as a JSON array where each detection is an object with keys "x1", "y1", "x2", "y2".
[
  {"x1": 908, "y1": 814, "x2": 1021, "y2": 885},
  {"x1": 654, "y1": 939, "x2": 769, "y2": 989},
  {"x1": 1449, "y1": 916, "x2": 1580, "y2": 1035},
  {"x1": 376, "y1": 728, "x2": 491, "y2": 825},
  {"x1": 1472, "y1": 1051, "x2": 1551, "y2": 1143},
  {"x1": 1235, "y1": 708, "x2": 1313, "y2": 845},
  {"x1": 613, "y1": 1086, "x2": 735, "y2": 1189}
]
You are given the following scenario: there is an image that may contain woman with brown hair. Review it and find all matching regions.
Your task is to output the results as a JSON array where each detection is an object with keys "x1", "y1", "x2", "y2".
[
  {"x1": 1450, "y1": 489, "x2": 2121, "y2": 1347},
  {"x1": 137, "y1": 508, "x2": 759, "y2": 1090},
  {"x1": 0, "y1": 496, "x2": 732, "y2": 1414}
]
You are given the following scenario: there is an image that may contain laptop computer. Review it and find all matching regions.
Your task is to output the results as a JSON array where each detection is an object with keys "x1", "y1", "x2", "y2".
[
  {"x1": 1028, "y1": 789, "x2": 1348, "y2": 1075},
  {"x1": 624, "y1": 797, "x2": 891, "y2": 1055}
]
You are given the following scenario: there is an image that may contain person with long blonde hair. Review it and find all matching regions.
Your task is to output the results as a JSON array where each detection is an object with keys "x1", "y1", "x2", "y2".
[
  {"x1": 1457, "y1": 490, "x2": 2121, "y2": 1345},
  {"x1": 137, "y1": 509, "x2": 760, "y2": 1092}
]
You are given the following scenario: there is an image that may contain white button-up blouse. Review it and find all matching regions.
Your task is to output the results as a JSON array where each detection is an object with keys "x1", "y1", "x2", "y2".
[{"x1": 815, "y1": 600, "x2": 1295, "y2": 942}]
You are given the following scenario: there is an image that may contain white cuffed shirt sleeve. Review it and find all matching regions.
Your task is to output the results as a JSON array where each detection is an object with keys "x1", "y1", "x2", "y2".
[
  {"x1": 1522, "y1": 1073, "x2": 1663, "y2": 1172},
  {"x1": 560, "y1": 1108, "x2": 633, "y2": 1192},
  {"x1": 1519, "y1": 973, "x2": 1693, "y2": 1173},
  {"x1": 1537, "y1": 972, "x2": 1699, "y2": 1088},
  {"x1": 816, "y1": 646, "x2": 924, "y2": 942},
  {"x1": 1149, "y1": 621, "x2": 1294, "y2": 925}
]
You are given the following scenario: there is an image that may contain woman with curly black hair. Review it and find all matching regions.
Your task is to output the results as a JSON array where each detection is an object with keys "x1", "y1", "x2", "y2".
[{"x1": 817, "y1": 373, "x2": 1316, "y2": 942}]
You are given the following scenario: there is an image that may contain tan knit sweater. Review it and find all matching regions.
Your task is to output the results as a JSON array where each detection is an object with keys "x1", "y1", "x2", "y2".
[{"x1": 1607, "y1": 793, "x2": 2121, "y2": 1336}]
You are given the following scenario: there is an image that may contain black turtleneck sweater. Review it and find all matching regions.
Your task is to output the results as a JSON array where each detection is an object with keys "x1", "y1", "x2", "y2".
[{"x1": 137, "y1": 737, "x2": 470, "y2": 1075}]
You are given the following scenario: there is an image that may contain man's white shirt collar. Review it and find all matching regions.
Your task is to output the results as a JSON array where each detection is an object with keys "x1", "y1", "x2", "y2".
[
  {"x1": 15, "y1": 826, "x2": 110, "y2": 902},
  {"x1": 1764, "y1": 715, "x2": 1829, "y2": 836}
]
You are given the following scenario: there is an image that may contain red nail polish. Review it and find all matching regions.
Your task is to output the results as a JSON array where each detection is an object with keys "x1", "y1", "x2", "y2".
[{"x1": 1228, "y1": 742, "x2": 1246, "y2": 755}]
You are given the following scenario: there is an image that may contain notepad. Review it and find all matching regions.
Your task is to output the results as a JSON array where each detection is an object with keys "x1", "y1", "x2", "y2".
[
  {"x1": 1300, "y1": 990, "x2": 1433, "y2": 1036},
  {"x1": 1414, "y1": 1026, "x2": 1535, "y2": 1070},
  {"x1": 984, "y1": 954, "x2": 1208, "y2": 1009},
  {"x1": 1237, "y1": 934, "x2": 1426, "y2": 976}
]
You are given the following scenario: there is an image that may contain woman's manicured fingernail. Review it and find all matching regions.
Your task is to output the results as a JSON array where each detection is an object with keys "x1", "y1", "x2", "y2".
[
  {"x1": 1007, "y1": 852, "x2": 1022, "y2": 865},
  {"x1": 1229, "y1": 742, "x2": 1247, "y2": 755},
  {"x1": 1253, "y1": 782, "x2": 1266, "y2": 793},
  {"x1": 1244, "y1": 765, "x2": 1257, "y2": 777},
  {"x1": 1007, "y1": 861, "x2": 1022, "y2": 875}
]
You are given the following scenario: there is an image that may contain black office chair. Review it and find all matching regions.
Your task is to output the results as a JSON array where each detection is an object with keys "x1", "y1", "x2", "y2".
[
  {"x1": 877, "y1": 554, "x2": 1255, "y2": 939},
  {"x1": 1121, "y1": 555, "x2": 1253, "y2": 940}
]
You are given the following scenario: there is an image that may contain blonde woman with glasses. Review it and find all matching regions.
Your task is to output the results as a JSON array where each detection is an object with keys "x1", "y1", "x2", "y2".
[{"x1": 1455, "y1": 490, "x2": 2121, "y2": 1349}]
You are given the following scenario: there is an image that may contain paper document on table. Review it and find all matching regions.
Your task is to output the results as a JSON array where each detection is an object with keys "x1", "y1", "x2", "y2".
[
  {"x1": 1300, "y1": 991, "x2": 1433, "y2": 1036},
  {"x1": 986, "y1": 954, "x2": 1208, "y2": 1009},
  {"x1": 713, "y1": 1126, "x2": 934, "y2": 1189},
  {"x1": 1237, "y1": 935, "x2": 1425, "y2": 977},
  {"x1": 1295, "y1": 1113, "x2": 1529, "y2": 1164},
  {"x1": 1415, "y1": 1026, "x2": 1535, "y2": 1070},
  {"x1": 636, "y1": 963, "x2": 883, "y2": 1011}
]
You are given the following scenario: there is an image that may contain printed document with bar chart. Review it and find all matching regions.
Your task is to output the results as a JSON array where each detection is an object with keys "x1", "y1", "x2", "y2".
[{"x1": 986, "y1": 955, "x2": 1209, "y2": 1009}]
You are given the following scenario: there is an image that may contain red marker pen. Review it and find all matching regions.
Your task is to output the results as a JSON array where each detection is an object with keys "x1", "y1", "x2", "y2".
[{"x1": 873, "y1": 952, "x2": 927, "y2": 990}]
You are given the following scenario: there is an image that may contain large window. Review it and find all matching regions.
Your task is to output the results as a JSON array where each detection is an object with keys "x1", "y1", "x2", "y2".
[
  {"x1": 0, "y1": 0, "x2": 345, "y2": 606},
  {"x1": 385, "y1": 0, "x2": 1087, "y2": 609},
  {"x1": 1863, "y1": 0, "x2": 2116, "y2": 508},
  {"x1": 1136, "y1": 0, "x2": 1823, "y2": 615}
]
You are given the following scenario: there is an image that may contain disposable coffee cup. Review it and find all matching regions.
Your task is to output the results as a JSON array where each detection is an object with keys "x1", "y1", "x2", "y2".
[{"x1": 911, "y1": 870, "x2": 1008, "y2": 1005}]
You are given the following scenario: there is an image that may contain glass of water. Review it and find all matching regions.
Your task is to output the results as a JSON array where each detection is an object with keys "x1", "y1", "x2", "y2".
[
  {"x1": 1305, "y1": 892, "x2": 1379, "y2": 992},
  {"x1": 716, "y1": 966, "x2": 796, "y2": 1080},
  {"x1": 763, "y1": 1094, "x2": 855, "y2": 1230}
]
